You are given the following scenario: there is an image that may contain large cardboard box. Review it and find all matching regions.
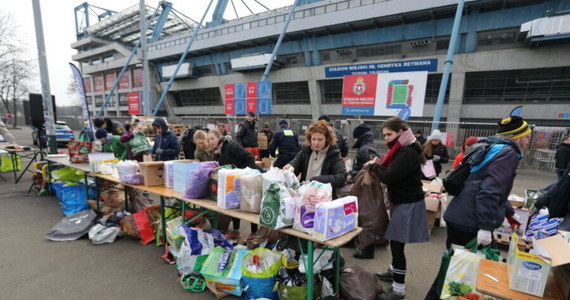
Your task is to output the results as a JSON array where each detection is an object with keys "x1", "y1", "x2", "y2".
[
  {"x1": 422, "y1": 180, "x2": 443, "y2": 194},
  {"x1": 139, "y1": 161, "x2": 164, "y2": 186},
  {"x1": 425, "y1": 194, "x2": 441, "y2": 231},
  {"x1": 507, "y1": 233, "x2": 570, "y2": 297},
  {"x1": 173, "y1": 160, "x2": 199, "y2": 193}
]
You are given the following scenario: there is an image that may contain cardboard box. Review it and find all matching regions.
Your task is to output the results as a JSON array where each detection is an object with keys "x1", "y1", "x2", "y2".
[
  {"x1": 427, "y1": 211, "x2": 437, "y2": 230},
  {"x1": 139, "y1": 161, "x2": 164, "y2": 186},
  {"x1": 313, "y1": 196, "x2": 358, "y2": 241},
  {"x1": 422, "y1": 180, "x2": 443, "y2": 194},
  {"x1": 261, "y1": 157, "x2": 275, "y2": 168},
  {"x1": 425, "y1": 195, "x2": 440, "y2": 212},
  {"x1": 172, "y1": 160, "x2": 199, "y2": 193},
  {"x1": 507, "y1": 233, "x2": 570, "y2": 297}
]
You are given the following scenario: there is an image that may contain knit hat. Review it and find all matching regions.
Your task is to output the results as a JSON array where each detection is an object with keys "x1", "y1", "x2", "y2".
[
  {"x1": 497, "y1": 115, "x2": 531, "y2": 139},
  {"x1": 428, "y1": 129, "x2": 443, "y2": 141},
  {"x1": 279, "y1": 119, "x2": 288, "y2": 127},
  {"x1": 95, "y1": 128, "x2": 108, "y2": 139},
  {"x1": 464, "y1": 136, "x2": 478, "y2": 147},
  {"x1": 263, "y1": 122, "x2": 270, "y2": 129},
  {"x1": 352, "y1": 124, "x2": 371, "y2": 139}
]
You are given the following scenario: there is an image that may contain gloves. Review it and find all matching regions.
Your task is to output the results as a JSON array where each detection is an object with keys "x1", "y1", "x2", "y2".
[
  {"x1": 506, "y1": 216, "x2": 521, "y2": 230},
  {"x1": 155, "y1": 148, "x2": 164, "y2": 155},
  {"x1": 477, "y1": 229, "x2": 492, "y2": 246},
  {"x1": 433, "y1": 155, "x2": 441, "y2": 162},
  {"x1": 529, "y1": 204, "x2": 540, "y2": 217}
]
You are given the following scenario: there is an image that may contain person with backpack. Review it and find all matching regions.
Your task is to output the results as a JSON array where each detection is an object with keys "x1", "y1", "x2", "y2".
[
  {"x1": 151, "y1": 117, "x2": 179, "y2": 161},
  {"x1": 120, "y1": 121, "x2": 151, "y2": 162},
  {"x1": 364, "y1": 117, "x2": 428, "y2": 300},
  {"x1": 424, "y1": 115, "x2": 530, "y2": 299}
]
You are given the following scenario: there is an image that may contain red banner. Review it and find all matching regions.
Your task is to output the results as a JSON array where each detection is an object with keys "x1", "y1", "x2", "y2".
[
  {"x1": 132, "y1": 68, "x2": 143, "y2": 87},
  {"x1": 84, "y1": 77, "x2": 92, "y2": 93},
  {"x1": 94, "y1": 75, "x2": 104, "y2": 92},
  {"x1": 341, "y1": 74, "x2": 378, "y2": 107},
  {"x1": 119, "y1": 72, "x2": 130, "y2": 90},
  {"x1": 128, "y1": 92, "x2": 141, "y2": 115},
  {"x1": 105, "y1": 72, "x2": 116, "y2": 91},
  {"x1": 246, "y1": 82, "x2": 257, "y2": 113},
  {"x1": 224, "y1": 84, "x2": 235, "y2": 114}
]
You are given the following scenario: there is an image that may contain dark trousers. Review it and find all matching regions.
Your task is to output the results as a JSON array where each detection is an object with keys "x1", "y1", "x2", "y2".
[{"x1": 273, "y1": 154, "x2": 295, "y2": 169}]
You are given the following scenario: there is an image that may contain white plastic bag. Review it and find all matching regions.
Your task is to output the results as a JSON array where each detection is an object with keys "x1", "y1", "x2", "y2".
[
  {"x1": 88, "y1": 224, "x2": 120, "y2": 244},
  {"x1": 116, "y1": 160, "x2": 140, "y2": 182},
  {"x1": 421, "y1": 159, "x2": 436, "y2": 179},
  {"x1": 441, "y1": 248, "x2": 483, "y2": 299},
  {"x1": 293, "y1": 181, "x2": 332, "y2": 234}
]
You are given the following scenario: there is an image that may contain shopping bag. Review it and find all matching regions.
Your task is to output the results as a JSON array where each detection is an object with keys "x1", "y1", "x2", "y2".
[
  {"x1": 185, "y1": 161, "x2": 219, "y2": 199},
  {"x1": 129, "y1": 132, "x2": 152, "y2": 156},
  {"x1": 88, "y1": 224, "x2": 120, "y2": 244},
  {"x1": 0, "y1": 153, "x2": 21, "y2": 172},
  {"x1": 120, "y1": 205, "x2": 160, "y2": 245},
  {"x1": 422, "y1": 159, "x2": 437, "y2": 179},
  {"x1": 55, "y1": 182, "x2": 89, "y2": 216},
  {"x1": 51, "y1": 167, "x2": 85, "y2": 183},
  {"x1": 340, "y1": 265, "x2": 383, "y2": 300},
  {"x1": 45, "y1": 209, "x2": 97, "y2": 241},
  {"x1": 241, "y1": 248, "x2": 283, "y2": 300},
  {"x1": 260, "y1": 183, "x2": 296, "y2": 229}
]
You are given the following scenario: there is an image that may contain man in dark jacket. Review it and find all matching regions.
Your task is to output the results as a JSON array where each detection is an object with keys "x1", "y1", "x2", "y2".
[
  {"x1": 236, "y1": 111, "x2": 259, "y2": 160},
  {"x1": 151, "y1": 117, "x2": 180, "y2": 161},
  {"x1": 555, "y1": 136, "x2": 570, "y2": 179},
  {"x1": 349, "y1": 124, "x2": 379, "y2": 178},
  {"x1": 259, "y1": 122, "x2": 274, "y2": 159},
  {"x1": 531, "y1": 162, "x2": 570, "y2": 231},
  {"x1": 179, "y1": 126, "x2": 199, "y2": 159},
  {"x1": 269, "y1": 120, "x2": 300, "y2": 168},
  {"x1": 414, "y1": 130, "x2": 426, "y2": 145},
  {"x1": 318, "y1": 115, "x2": 348, "y2": 158}
]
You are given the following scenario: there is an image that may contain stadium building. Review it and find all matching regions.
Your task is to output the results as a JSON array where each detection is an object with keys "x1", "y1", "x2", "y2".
[{"x1": 71, "y1": 0, "x2": 570, "y2": 126}]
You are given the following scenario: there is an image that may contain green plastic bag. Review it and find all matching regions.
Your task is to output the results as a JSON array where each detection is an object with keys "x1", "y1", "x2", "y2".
[
  {"x1": 51, "y1": 167, "x2": 85, "y2": 182},
  {"x1": 129, "y1": 132, "x2": 152, "y2": 156},
  {"x1": 241, "y1": 248, "x2": 283, "y2": 278},
  {"x1": 1, "y1": 154, "x2": 21, "y2": 172},
  {"x1": 278, "y1": 282, "x2": 321, "y2": 300}
]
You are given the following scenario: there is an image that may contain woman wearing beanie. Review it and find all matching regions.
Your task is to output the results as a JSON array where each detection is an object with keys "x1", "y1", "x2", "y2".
[
  {"x1": 423, "y1": 129, "x2": 449, "y2": 177},
  {"x1": 451, "y1": 136, "x2": 478, "y2": 170},
  {"x1": 366, "y1": 117, "x2": 429, "y2": 300}
]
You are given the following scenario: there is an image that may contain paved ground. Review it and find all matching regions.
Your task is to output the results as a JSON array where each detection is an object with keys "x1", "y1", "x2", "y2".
[{"x1": 0, "y1": 127, "x2": 558, "y2": 299}]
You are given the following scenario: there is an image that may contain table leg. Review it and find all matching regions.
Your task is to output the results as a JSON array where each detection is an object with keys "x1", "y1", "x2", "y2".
[
  {"x1": 123, "y1": 186, "x2": 129, "y2": 212},
  {"x1": 10, "y1": 153, "x2": 17, "y2": 181},
  {"x1": 334, "y1": 247, "x2": 340, "y2": 294},
  {"x1": 83, "y1": 172, "x2": 89, "y2": 203},
  {"x1": 181, "y1": 200, "x2": 186, "y2": 223},
  {"x1": 160, "y1": 196, "x2": 167, "y2": 248},
  {"x1": 94, "y1": 177, "x2": 100, "y2": 210},
  {"x1": 307, "y1": 241, "x2": 314, "y2": 300}
]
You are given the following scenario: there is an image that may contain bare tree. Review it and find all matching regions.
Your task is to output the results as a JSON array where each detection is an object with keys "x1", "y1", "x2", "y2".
[{"x1": 0, "y1": 11, "x2": 35, "y2": 128}]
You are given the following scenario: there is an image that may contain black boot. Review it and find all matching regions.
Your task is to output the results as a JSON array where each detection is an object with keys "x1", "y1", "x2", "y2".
[
  {"x1": 376, "y1": 268, "x2": 394, "y2": 281},
  {"x1": 353, "y1": 243, "x2": 375, "y2": 259}
]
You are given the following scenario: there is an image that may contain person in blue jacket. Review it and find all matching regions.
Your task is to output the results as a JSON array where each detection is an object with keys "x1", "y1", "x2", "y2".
[
  {"x1": 151, "y1": 117, "x2": 180, "y2": 161},
  {"x1": 269, "y1": 120, "x2": 300, "y2": 169},
  {"x1": 425, "y1": 115, "x2": 531, "y2": 299}
]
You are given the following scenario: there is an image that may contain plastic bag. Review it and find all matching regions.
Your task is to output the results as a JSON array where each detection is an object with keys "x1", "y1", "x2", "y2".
[
  {"x1": 293, "y1": 181, "x2": 332, "y2": 234},
  {"x1": 177, "y1": 226, "x2": 217, "y2": 276},
  {"x1": 185, "y1": 161, "x2": 219, "y2": 199},
  {"x1": 0, "y1": 153, "x2": 21, "y2": 172},
  {"x1": 68, "y1": 131, "x2": 91, "y2": 163},
  {"x1": 299, "y1": 248, "x2": 334, "y2": 274},
  {"x1": 422, "y1": 159, "x2": 437, "y2": 179},
  {"x1": 217, "y1": 168, "x2": 260, "y2": 209},
  {"x1": 122, "y1": 174, "x2": 142, "y2": 185},
  {"x1": 45, "y1": 209, "x2": 96, "y2": 241},
  {"x1": 116, "y1": 160, "x2": 139, "y2": 182},
  {"x1": 88, "y1": 224, "x2": 120, "y2": 244},
  {"x1": 239, "y1": 174, "x2": 263, "y2": 213},
  {"x1": 51, "y1": 167, "x2": 85, "y2": 183},
  {"x1": 201, "y1": 247, "x2": 249, "y2": 296},
  {"x1": 129, "y1": 132, "x2": 152, "y2": 156},
  {"x1": 260, "y1": 183, "x2": 296, "y2": 229},
  {"x1": 340, "y1": 265, "x2": 383, "y2": 300},
  {"x1": 440, "y1": 248, "x2": 482, "y2": 299},
  {"x1": 241, "y1": 248, "x2": 283, "y2": 300},
  {"x1": 56, "y1": 182, "x2": 89, "y2": 216}
]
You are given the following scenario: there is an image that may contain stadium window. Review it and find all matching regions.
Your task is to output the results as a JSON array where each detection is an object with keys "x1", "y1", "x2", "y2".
[
  {"x1": 424, "y1": 74, "x2": 450, "y2": 104},
  {"x1": 477, "y1": 28, "x2": 520, "y2": 50},
  {"x1": 464, "y1": 67, "x2": 570, "y2": 104},
  {"x1": 436, "y1": 38, "x2": 450, "y2": 50},
  {"x1": 274, "y1": 81, "x2": 310, "y2": 104},
  {"x1": 320, "y1": 79, "x2": 343, "y2": 104},
  {"x1": 320, "y1": 52, "x2": 330, "y2": 62},
  {"x1": 173, "y1": 88, "x2": 222, "y2": 106}
]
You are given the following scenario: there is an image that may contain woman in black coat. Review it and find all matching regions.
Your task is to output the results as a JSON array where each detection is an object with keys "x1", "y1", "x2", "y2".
[
  {"x1": 284, "y1": 120, "x2": 347, "y2": 189},
  {"x1": 423, "y1": 129, "x2": 449, "y2": 177}
]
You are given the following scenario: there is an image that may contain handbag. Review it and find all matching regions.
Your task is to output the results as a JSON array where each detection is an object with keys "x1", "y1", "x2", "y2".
[{"x1": 421, "y1": 159, "x2": 437, "y2": 179}]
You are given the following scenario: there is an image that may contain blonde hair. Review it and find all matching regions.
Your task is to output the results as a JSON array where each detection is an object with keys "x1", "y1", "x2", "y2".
[
  {"x1": 208, "y1": 129, "x2": 222, "y2": 139},
  {"x1": 305, "y1": 120, "x2": 337, "y2": 146},
  {"x1": 193, "y1": 130, "x2": 208, "y2": 141}
]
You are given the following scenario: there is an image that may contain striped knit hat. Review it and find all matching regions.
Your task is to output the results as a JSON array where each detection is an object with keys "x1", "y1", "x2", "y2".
[{"x1": 497, "y1": 116, "x2": 531, "y2": 139}]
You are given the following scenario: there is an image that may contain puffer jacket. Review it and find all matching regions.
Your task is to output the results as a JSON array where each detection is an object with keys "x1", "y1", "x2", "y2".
[
  {"x1": 236, "y1": 120, "x2": 258, "y2": 148},
  {"x1": 216, "y1": 138, "x2": 263, "y2": 171},
  {"x1": 287, "y1": 144, "x2": 347, "y2": 189},
  {"x1": 333, "y1": 128, "x2": 349, "y2": 158},
  {"x1": 151, "y1": 117, "x2": 180, "y2": 161},
  {"x1": 444, "y1": 137, "x2": 521, "y2": 232},
  {"x1": 350, "y1": 132, "x2": 379, "y2": 177}
]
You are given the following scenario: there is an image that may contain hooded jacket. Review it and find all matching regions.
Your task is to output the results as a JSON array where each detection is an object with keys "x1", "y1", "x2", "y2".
[
  {"x1": 151, "y1": 118, "x2": 180, "y2": 161},
  {"x1": 287, "y1": 144, "x2": 347, "y2": 189},
  {"x1": 444, "y1": 137, "x2": 521, "y2": 232},
  {"x1": 216, "y1": 137, "x2": 263, "y2": 171},
  {"x1": 555, "y1": 143, "x2": 570, "y2": 170},
  {"x1": 236, "y1": 120, "x2": 258, "y2": 148},
  {"x1": 350, "y1": 132, "x2": 379, "y2": 177},
  {"x1": 370, "y1": 142, "x2": 425, "y2": 205}
]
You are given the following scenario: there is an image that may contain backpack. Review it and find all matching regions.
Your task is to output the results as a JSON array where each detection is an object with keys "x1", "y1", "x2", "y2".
[{"x1": 442, "y1": 150, "x2": 476, "y2": 196}]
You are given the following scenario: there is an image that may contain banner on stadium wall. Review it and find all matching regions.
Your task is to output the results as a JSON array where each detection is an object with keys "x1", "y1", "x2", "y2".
[
  {"x1": 325, "y1": 58, "x2": 437, "y2": 78},
  {"x1": 341, "y1": 71, "x2": 428, "y2": 116},
  {"x1": 225, "y1": 81, "x2": 272, "y2": 115},
  {"x1": 128, "y1": 92, "x2": 142, "y2": 115}
]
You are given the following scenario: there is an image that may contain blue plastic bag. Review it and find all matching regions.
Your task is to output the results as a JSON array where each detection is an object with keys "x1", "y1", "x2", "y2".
[{"x1": 57, "y1": 182, "x2": 89, "y2": 216}]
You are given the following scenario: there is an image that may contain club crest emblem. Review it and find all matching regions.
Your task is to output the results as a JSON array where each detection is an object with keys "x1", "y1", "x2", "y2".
[{"x1": 353, "y1": 77, "x2": 366, "y2": 95}]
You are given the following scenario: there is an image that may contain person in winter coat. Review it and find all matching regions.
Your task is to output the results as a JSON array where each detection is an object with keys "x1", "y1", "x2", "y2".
[
  {"x1": 283, "y1": 120, "x2": 347, "y2": 190},
  {"x1": 424, "y1": 115, "x2": 530, "y2": 299},
  {"x1": 236, "y1": 111, "x2": 259, "y2": 160},
  {"x1": 318, "y1": 115, "x2": 348, "y2": 158},
  {"x1": 269, "y1": 120, "x2": 300, "y2": 169},
  {"x1": 179, "y1": 126, "x2": 199, "y2": 159},
  {"x1": 414, "y1": 130, "x2": 426, "y2": 145},
  {"x1": 451, "y1": 136, "x2": 478, "y2": 170},
  {"x1": 366, "y1": 117, "x2": 428, "y2": 300},
  {"x1": 259, "y1": 122, "x2": 274, "y2": 159},
  {"x1": 348, "y1": 123, "x2": 379, "y2": 180},
  {"x1": 151, "y1": 117, "x2": 179, "y2": 161},
  {"x1": 95, "y1": 128, "x2": 127, "y2": 160},
  {"x1": 193, "y1": 130, "x2": 214, "y2": 162},
  {"x1": 120, "y1": 121, "x2": 149, "y2": 162},
  {"x1": 94, "y1": 118, "x2": 125, "y2": 136},
  {"x1": 555, "y1": 135, "x2": 570, "y2": 179},
  {"x1": 531, "y1": 162, "x2": 570, "y2": 231},
  {"x1": 423, "y1": 129, "x2": 449, "y2": 177},
  {"x1": 207, "y1": 129, "x2": 263, "y2": 239}
]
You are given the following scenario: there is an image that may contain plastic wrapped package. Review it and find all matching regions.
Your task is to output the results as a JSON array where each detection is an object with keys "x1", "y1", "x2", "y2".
[
  {"x1": 184, "y1": 161, "x2": 219, "y2": 199},
  {"x1": 217, "y1": 168, "x2": 260, "y2": 209},
  {"x1": 116, "y1": 160, "x2": 139, "y2": 182},
  {"x1": 293, "y1": 181, "x2": 333, "y2": 234},
  {"x1": 260, "y1": 183, "x2": 296, "y2": 229},
  {"x1": 239, "y1": 174, "x2": 263, "y2": 213}
]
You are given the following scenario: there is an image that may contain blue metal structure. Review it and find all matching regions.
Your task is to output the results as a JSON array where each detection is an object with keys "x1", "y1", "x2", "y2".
[
  {"x1": 97, "y1": 3, "x2": 164, "y2": 117},
  {"x1": 150, "y1": 1, "x2": 173, "y2": 42},
  {"x1": 152, "y1": 0, "x2": 216, "y2": 116},
  {"x1": 74, "y1": 2, "x2": 116, "y2": 40},
  {"x1": 431, "y1": 0, "x2": 465, "y2": 132},
  {"x1": 260, "y1": 0, "x2": 300, "y2": 81},
  {"x1": 209, "y1": 0, "x2": 230, "y2": 27}
]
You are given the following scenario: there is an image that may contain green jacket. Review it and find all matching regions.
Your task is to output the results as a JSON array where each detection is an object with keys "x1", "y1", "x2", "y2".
[{"x1": 103, "y1": 135, "x2": 127, "y2": 160}]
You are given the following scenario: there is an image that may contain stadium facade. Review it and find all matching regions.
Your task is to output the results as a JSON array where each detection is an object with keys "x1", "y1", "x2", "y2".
[{"x1": 71, "y1": 0, "x2": 570, "y2": 125}]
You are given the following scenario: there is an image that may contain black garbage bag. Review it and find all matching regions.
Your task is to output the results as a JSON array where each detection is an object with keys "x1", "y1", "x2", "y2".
[{"x1": 45, "y1": 209, "x2": 97, "y2": 241}]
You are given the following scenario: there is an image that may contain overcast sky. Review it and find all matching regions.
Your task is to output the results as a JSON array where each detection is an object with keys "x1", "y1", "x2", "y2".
[{"x1": 1, "y1": 0, "x2": 293, "y2": 106}]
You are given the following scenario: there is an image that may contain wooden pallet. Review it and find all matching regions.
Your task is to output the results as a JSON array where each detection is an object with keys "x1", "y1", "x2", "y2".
[{"x1": 493, "y1": 232, "x2": 533, "y2": 252}]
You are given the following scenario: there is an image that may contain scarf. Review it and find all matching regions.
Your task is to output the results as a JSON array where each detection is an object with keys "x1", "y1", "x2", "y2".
[{"x1": 379, "y1": 129, "x2": 416, "y2": 167}]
